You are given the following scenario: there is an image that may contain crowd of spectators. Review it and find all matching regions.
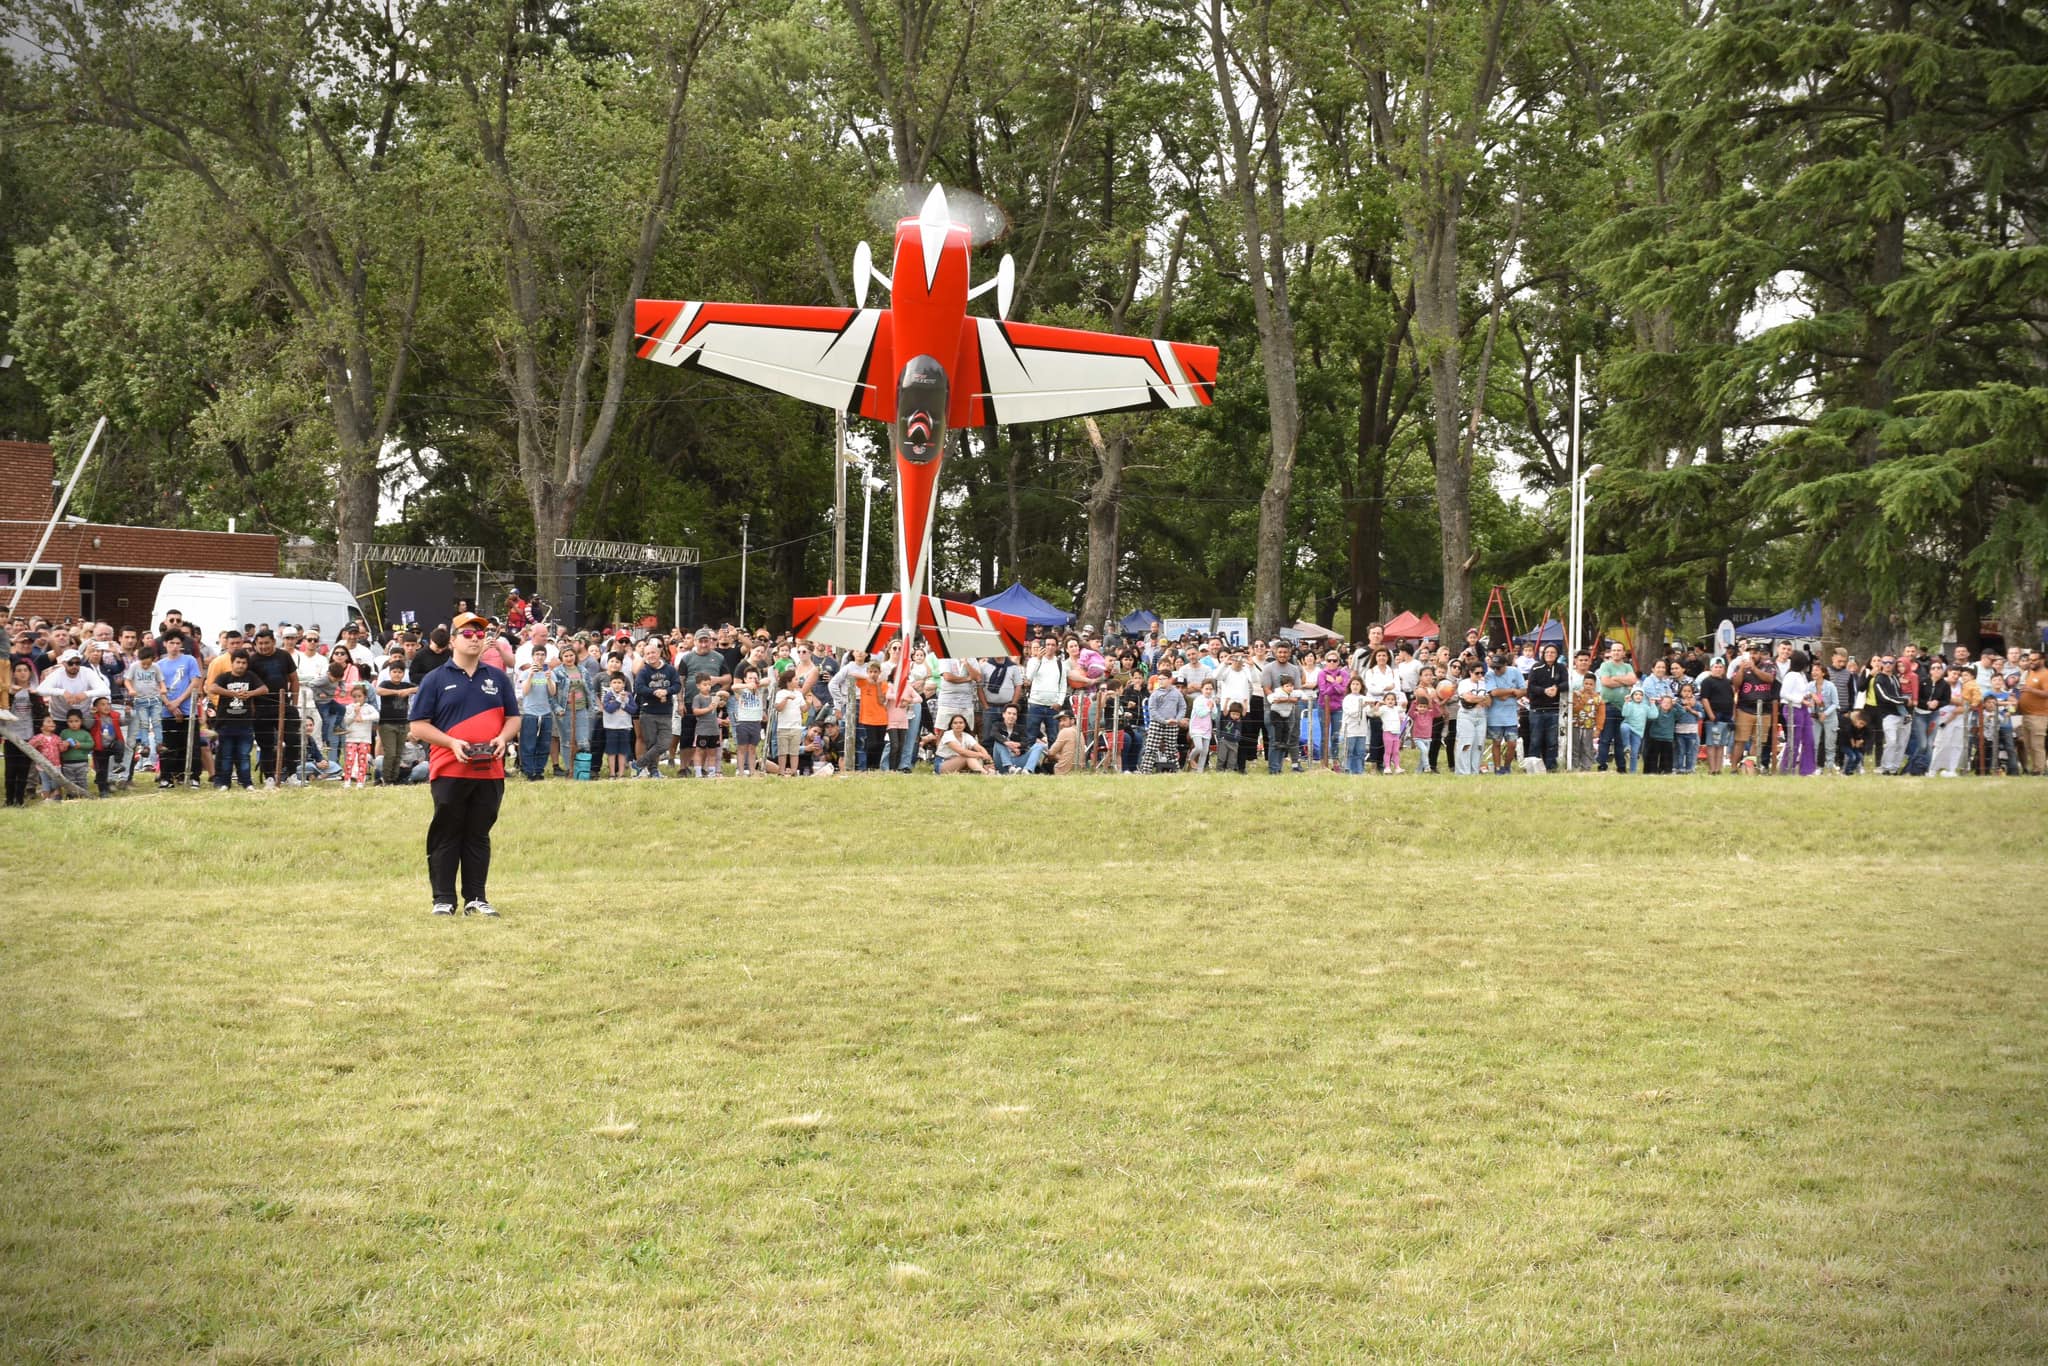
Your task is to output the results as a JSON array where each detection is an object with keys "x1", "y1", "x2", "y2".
[{"x1": 5, "y1": 606, "x2": 2045, "y2": 805}]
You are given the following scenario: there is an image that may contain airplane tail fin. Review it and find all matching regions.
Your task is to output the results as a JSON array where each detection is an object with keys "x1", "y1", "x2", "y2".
[{"x1": 791, "y1": 593, "x2": 1029, "y2": 661}]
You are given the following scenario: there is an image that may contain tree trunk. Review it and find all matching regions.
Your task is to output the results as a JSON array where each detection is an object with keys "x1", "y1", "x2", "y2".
[
  {"x1": 1003, "y1": 425, "x2": 1024, "y2": 583},
  {"x1": 1079, "y1": 417, "x2": 1125, "y2": 633},
  {"x1": 529, "y1": 490, "x2": 578, "y2": 618},
  {"x1": 335, "y1": 452, "x2": 379, "y2": 596},
  {"x1": 1203, "y1": 0, "x2": 1302, "y2": 642},
  {"x1": 1421, "y1": 267, "x2": 1471, "y2": 639}
]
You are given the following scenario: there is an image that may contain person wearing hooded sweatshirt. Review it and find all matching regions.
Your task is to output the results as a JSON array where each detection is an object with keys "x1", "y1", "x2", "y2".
[{"x1": 1618, "y1": 689, "x2": 1652, "y2": 774}]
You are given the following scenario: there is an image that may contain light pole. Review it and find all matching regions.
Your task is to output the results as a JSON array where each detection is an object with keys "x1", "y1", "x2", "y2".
[
  {"x1": 857, "y1": 463, "x2": 886, "y2": 594},
  {"x1": 1564, "y1": 355, "x2": 1599, "y2": 770},
  {"x1": 1564, "y1": 457, "x2": 1605, "y2": 770},
  {"x1": 739, "y1": 513, "x2": 750, "y2": 628}
]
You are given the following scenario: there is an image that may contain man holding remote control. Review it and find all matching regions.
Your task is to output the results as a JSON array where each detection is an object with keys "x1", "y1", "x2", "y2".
[{"x1": 408, "y1": 611, "x2": 522, "y2": 917}]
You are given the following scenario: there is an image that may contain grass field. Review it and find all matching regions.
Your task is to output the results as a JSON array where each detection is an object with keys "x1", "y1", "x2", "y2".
[{"x1": 2, "y1": 775, "x2": 2044, "y2": 1362}]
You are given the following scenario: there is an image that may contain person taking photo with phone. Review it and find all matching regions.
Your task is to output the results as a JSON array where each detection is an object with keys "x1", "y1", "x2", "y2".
[{"x1": 408, "y1": 611, "x2": 521, "y2": 917}]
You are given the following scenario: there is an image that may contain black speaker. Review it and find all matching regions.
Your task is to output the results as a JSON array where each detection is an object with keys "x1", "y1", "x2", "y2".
[
  {"x1": 676, "y1": 565, "x2": 701, "y2": 632},
  {"x1": 557, "y1": 559, "x2": 581, "y2": 627},
  {"x1": 385, "y1": 567, "x2": 457, "y2": 632}
]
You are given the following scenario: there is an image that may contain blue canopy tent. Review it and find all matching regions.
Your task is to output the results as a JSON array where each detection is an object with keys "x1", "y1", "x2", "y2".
[
  {"x1": 974, "y1": 582, "x2": 1074, "y2": 628},
  {"x1": 1119, "y1": 608, "x2": 1162, "y2": 636},
  {"x1": 1745, "y1": 601, "x2": 1823, "y2": 638},
  {"x1": 1516, "y1": 620, "x2": 1565, "y2": 645}
]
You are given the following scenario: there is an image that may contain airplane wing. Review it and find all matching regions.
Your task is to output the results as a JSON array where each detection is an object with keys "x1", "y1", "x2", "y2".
[
  {"x1": 635, "y1": 300, "x2": 893, "y2": 419},
  {"x1": 964, "y1": 318, "x2": 1219, "y2": 426},
  {"x1": 790, "y1": 593, "x2": 1030, "y2": 660}
]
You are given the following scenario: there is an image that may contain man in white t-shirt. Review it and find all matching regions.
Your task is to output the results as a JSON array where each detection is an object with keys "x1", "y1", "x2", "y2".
[
  {"x1": 933, "y1": 657, "x2": 981, "y2": 733},
  {"x1": 513, "y1": 624, "x2": 559, "y2": 670},
  {"x1": 1022, "y1": 640, "x2": 1067, "y2": 747},
  {"x1": 978, "y1": 655, "x2": 1021, "y2": 745},
  {"x1": 1393, "y1": 644, "x2": 1422, "y2": 697}
]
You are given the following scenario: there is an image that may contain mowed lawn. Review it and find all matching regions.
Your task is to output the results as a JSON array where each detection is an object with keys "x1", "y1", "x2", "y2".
[{"x1": 2, "y1": 776, "x2": 2044, "y2": 1362}]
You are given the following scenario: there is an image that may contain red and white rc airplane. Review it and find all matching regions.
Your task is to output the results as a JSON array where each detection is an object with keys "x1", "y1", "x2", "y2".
[{"x1": 634, "y1": 185, "x2": 1219, "y2": 698}]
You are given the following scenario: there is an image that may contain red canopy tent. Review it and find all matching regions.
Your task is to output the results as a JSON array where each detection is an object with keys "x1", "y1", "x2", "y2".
[{"x1": 1379, "y1": 610, "x2": 1440, "y2": 640}]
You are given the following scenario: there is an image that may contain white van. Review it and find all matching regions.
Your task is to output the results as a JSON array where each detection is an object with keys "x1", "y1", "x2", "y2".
[{"x1": 150, "y1": 573, "x2": 364, "y2": 641}]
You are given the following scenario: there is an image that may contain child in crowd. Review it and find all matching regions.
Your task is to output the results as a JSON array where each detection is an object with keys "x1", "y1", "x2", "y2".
[
  {"x1": 1218, "y1": 701, "x2": 1246, "y2": 774},
  {"x1": 1377, "y1": 690, "x2": 1405, "y2": 773},
  {"x1": 1674, "y1": 683, "x2": 1704, "y2": 774},
  {"x1": 59, "y1": 709, "x2": 92, "y2": 799},
  {"x1": 1407, "y1": 669, "x2": 1442, "y2": 774},
  {"x1": 89, "y1": 696, "x2": 124, "y2": 796},
  {"x1": 342, "y1": 682, "x2": 378, "y2": 788},
  {"x1": 1189, "y1": 680, "x2": 1218, "y2": 772},
  {"x1": 730, "y1": 669, "x2": 765, "y2": 777},
  {"x1": 31, "y1": 714, "x2": 68, "y2": 799},
  {"x1": 600, "y1": 674, "x2": 637, "y2": 778},
  {"x1": 1340, "y1": 675, "x2": 1372, "y2": 775},
  {"x1": 128, "y1": 645, "x2": 163, "y2": 772},
  {"x1": 689, "y1": 676, "x2": 724, "y2": 778},
  {"x1": 1619, "y1": 688, "x2": 1650, "y2": 774},
  {"x1": 1842, "y1": 709, "x2": 1868, "y2": 775},
  {"x1": 771, "y1": 675, "x2": 807, "y2": 778}
]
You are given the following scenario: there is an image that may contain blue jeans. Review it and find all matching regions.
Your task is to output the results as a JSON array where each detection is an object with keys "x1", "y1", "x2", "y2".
[
  {"x1": 319, "y1": 700, "x2": 347, "y2": 757},
  {"x1": 519, "y1": 712, "x2": 553, "y2": 778},
  {"x1": 1675, "y1": 731, "x2": 1699, "y2": 773},
  {"x1": 214, "y1": 730, "x2": 254, "y2": 788},
  {"x1": 994, "y1": 740, "x2": 1046, "y2": 773},
  {"x1": 132, "y1": 697, "x2": 163, "y2": 760},
  {"x1": 1266, "y1": 712, "x2": 1296, "y2": 772},
  {"x1": 1025, "y1": 703, "x2": 1061, "y2": 748},
  {"x1": 1619, "y1": 727, "x2": 1643, "y2": 773},
  {"x1": 1598, "y1": 705, "x2": 1626, "y2": 769},
  {"x1": 555, "y1": 708, "x2": 592, "y2": 758},
  {"x1": 1344, "y1": 735, "x2": 1370, "y2": 774}
]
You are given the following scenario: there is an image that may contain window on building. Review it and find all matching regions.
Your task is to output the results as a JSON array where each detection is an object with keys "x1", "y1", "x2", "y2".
[{"x1": 0, "y1": 564, "x2": 60, "y2": 590}]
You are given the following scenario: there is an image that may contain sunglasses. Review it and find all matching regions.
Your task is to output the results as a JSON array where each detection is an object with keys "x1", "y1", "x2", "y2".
[{"x1": 456, "y1": 628, "x2": 489, "y2": 639}]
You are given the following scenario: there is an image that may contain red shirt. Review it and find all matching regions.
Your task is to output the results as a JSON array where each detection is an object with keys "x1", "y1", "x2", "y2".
[{"x1": 409, "y1": 660, "x2": 511, "y2": 780}]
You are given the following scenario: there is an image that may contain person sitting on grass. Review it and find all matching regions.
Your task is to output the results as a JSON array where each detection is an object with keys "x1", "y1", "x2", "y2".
[
  {"x1": 990, "y1": 703, "x2": 1046, "y2": 775},
  {"x1": 936, "y1": 713, "x2": 996, "y2": 774},
  {"x1": 1045, "y1": 710, "x2": 1080, "y2": 774}
]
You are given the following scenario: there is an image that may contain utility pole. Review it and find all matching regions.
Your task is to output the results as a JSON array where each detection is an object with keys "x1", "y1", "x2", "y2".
[
  {"x1": 739, "y1": 513, "x2": 750, "y2": 628},
  {"x1": 832, "y1": 410, "x2": 848, "y2": 594}
]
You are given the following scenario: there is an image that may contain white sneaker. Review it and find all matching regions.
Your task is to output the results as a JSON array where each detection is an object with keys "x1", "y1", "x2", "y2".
[{"x1": 464, "y1": 899, "x2": 499, "y2": 918}]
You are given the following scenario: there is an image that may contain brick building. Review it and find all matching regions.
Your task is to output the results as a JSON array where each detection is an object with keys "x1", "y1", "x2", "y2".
[{"x1": 1, "y1": 440, "x2": 280, "y2": 629}]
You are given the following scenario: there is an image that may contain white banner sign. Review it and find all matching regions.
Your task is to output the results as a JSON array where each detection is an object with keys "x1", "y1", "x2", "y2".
[{"x1": 1161, "y1": 616, "x2": 1249, "y2": 646}]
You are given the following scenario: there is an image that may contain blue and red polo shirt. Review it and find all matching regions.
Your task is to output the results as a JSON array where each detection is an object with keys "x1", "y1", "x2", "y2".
[{"x1": 410, "y1": 659, "x2": 513, "y2": 780}]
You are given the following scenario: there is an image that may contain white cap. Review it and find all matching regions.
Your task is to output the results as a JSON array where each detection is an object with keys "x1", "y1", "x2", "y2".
[{"x1": 59, "y1": 648, "x2": 82, "y2": 662}]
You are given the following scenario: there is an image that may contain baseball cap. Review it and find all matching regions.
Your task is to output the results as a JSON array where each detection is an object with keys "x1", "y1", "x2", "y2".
[
  {"x1": 695, "y1": 628, "x2": 713, "y2": 639},
  {"x1": 59, "y1": 648, "x2": 82, "y2": 662},
  {"x1": 450, "y1": 611, "x2": 495, "y2": 633}
]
